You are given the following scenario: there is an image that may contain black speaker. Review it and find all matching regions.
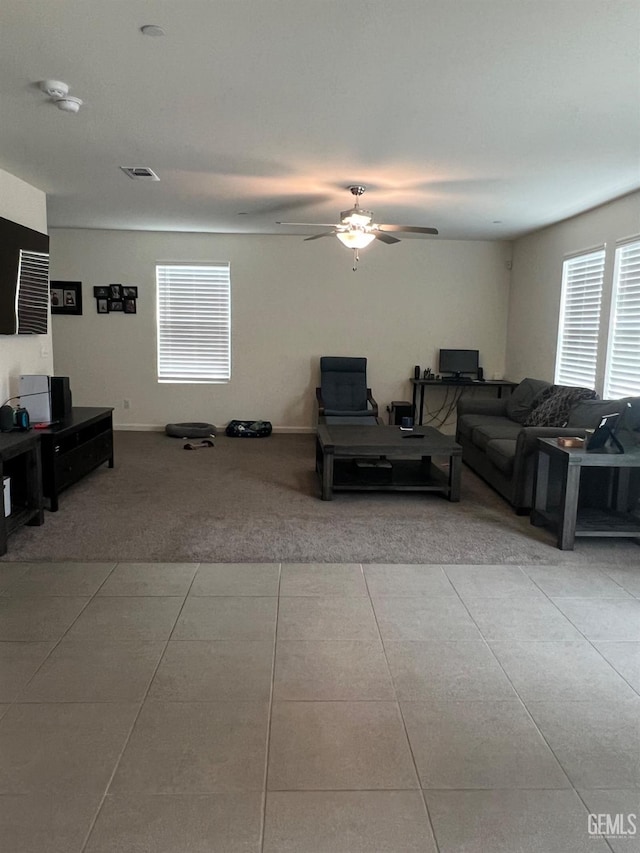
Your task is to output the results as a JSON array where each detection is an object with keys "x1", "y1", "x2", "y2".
[
  {"x1": 414, "y1": 365, "x2": 421, "y2": 379},
  {"x1": 477, "y1": 367, "x2": 484, "y2": 381},
  {"x1": 0, "y1": 405, "x2": 14, "y2": 432},
  {"x1": 50, "y1": 376, "x2": 72, "y2": 421}
]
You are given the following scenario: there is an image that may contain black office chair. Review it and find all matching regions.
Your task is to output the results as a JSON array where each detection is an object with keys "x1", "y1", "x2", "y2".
[{"x1": 316, "y1": 357, "x2": 378, "y2": 418}]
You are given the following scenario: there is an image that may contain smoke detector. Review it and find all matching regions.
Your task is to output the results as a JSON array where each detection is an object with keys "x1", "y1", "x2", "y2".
[
  {"x1": 40, "y1": 80, "x2": 68, "y2": 98},
  {"x1": 56, "y1": 96, "x2": 82, "y2": 114},
  {"x1": 39, "y1": 80, "x2": 83, "y2": 113}
]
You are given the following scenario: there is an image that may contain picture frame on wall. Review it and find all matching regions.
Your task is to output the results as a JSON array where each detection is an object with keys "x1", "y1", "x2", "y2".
[
  {"x1": 109, "y1": 299, "x2": 124, "y2": 312},
  {"x1": 93, "y1": 286, "x2": 109, "y2": 299},
  {"x1": 124, "y1": 298, "x2": 137, "y2": 314},
  {"x1": 122, "y1": 286, "x2": 138, "y2": 298},
  {"x1": 109, "y1": 283, "x2": 123, "y2": 299},
  {"x1": 97, "y1": 298, "x2": 109, "y2": 314},
  {"x1": 51, "y1": 281, "x2": 83, "y2": 316}
]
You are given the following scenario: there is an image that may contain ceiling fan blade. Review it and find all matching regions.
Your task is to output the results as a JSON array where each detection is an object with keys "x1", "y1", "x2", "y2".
[
  {"x1": 304, "y1": 231, "x2": 336, "y2": 241},
  {"x1": 373, "y1": 231, "x2": 401, "y2": 244},
  {"x1": 277, "y1": 222, "x2": 340, "y2": 227},
  {"x1": 377, "y1": 224, "x2": 439, "y2": 236}
]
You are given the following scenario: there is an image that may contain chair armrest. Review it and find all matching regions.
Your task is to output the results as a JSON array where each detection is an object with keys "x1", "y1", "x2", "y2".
[
  {"x1": 457, "y1": 398, "x2": 508, "y2": 417},
  {"x1": 317, "y1": 386, "x2": 379, "y2": 417},
  {"x1": 516, "y1": 426, "x2": 587, "y2": 457}
]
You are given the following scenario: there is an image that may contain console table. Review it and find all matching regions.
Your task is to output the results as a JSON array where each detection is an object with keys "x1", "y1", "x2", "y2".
[
  {"x1": 531, "y1": 437, "x2": 640, "y2": 550},
  {"x1": 38, "y1": 407, "x2": 114, "y2": 511},
  {"x1": 0, "y1": 431, "x2": 44, "y2": 555},
  {"x1": 410, "y1": 378, "x2": 517, "y2": 426}
]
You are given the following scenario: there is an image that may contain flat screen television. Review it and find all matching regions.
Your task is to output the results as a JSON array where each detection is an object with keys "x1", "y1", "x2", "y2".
[
  {"x1": 439, "y1": 348, "x2": 479, "y2": 379},
  {"x1": 0, "y1": 216, "x2": 50, "y2": 335}
]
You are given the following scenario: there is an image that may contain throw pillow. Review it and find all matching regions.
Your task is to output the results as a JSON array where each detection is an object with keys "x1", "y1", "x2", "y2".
[
  {"x1": 523, "y1": 386, "x2": 597, "y2": 428},
  {"x1": 505, "y1": 378, "x2": 553, "y2": 424}
]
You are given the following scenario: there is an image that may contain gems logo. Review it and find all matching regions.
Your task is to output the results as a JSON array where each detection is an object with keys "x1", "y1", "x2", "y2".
[{"x1": 588, "y1": 813, "x2": 637, "y2": 839}]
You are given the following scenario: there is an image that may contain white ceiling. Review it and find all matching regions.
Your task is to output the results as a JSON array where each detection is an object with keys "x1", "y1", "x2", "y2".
[{"x1": 1, "y1": 0, "x2": 639, "y2": 240}]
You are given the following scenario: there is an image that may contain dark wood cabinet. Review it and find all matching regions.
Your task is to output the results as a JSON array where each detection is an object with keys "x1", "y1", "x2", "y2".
[
  {"x1": 38, "y1": 407, "x2": 114, "y2": 511},
  {"x1": 0, "y1": 431, "x2": 44, "y2": 555}
]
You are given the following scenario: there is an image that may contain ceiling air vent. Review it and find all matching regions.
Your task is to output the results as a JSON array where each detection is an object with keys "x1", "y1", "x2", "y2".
[{"x1": 119, "y1": 166, "x2": 160, "y2": 181}]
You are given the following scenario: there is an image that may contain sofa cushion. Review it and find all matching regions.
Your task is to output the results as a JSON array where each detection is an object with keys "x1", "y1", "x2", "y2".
[
  {"x1": 566, "y1": 398, "x2": 630, "y2": 429},
  {"x1": 505, "y1": 378, "x2": 552, "y2": 424},
  {"x1": 567, "y1": 396, "x2": 640, "y2": 448},
  {"x1": 457, "y1": 413, "x2": 497, "y2": 440},
  {"x1": 471, "y1": 418, "x2": 523, "y2": 451},
  {"x1": 620, "y1": 397, "x2": 640, "y2": 438},
  {"x1": 524, "y1": 385, "x2": 597, "y2": 427},
  {"x1": 486, "y1": 439, "x2": 517, "y2": 476}
]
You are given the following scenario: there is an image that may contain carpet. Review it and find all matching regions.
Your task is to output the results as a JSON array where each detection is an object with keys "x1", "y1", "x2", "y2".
[{"x1": 2, "y1": 431, "x2": 639, "y2": 564}]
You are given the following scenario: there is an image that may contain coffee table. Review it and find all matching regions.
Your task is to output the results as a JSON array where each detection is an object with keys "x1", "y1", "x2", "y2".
[{"x1": 315, "y1": 424, "x2": 462, "y2": 501}]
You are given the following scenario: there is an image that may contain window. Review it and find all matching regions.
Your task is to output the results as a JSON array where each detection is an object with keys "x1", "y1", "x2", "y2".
[
  {"x1": 156, "y1": 263, "x2": 230, "y2": 383},
  {"x1": 605, "y1": 239, "x2": 640, "y2": 397},
  {"x1": 555, "y1": 249, "x2": 605, "y2": 388}
]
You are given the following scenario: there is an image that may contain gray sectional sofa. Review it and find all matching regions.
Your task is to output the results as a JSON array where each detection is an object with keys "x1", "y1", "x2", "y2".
[{"x1": 455, "y1": 378, "x2": 640, "y2": 512}]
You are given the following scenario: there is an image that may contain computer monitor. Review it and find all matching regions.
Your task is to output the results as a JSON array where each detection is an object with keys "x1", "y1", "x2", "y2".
[{"x1": 438, "y1": 349, "x2": 479, "y2": 379}]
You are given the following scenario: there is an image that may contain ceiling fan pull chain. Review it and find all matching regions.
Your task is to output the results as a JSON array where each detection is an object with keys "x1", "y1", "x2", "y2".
[{"x1": 353, "y1": 248, "x2": 359, "y2": 271}]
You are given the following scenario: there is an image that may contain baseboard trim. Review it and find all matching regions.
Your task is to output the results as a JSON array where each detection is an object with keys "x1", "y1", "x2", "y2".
[
  {"x1": 272, "y1": 426, "x2": 316, "y2": 434},
  {"x1": 114, "y1": 424, "x2": 165, "y2": 432},
  {"x1": 113, "y1": 423, "x2": 315, "y2": 434}
]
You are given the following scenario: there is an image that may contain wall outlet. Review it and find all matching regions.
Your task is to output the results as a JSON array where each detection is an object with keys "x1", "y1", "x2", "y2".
[{"x1": 123, "y1": 399, "x2": 131, "y2": 410}]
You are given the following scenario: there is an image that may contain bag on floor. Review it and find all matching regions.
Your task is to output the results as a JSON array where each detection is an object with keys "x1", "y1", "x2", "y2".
[{"x1": 225, "y1": 419, "x2": 272, "y2": 438}]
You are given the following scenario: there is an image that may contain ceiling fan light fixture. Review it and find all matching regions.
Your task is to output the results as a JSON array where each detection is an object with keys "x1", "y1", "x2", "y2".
[
  {"x1": 340, "y1": 208, "x2": 372, "y2": 227},
  {"x1": 336, "y1": 229, "x2": 376, "y2": 249},
  {"x1": 277, "y1": 185, "x2": 438, "y2": 266}
]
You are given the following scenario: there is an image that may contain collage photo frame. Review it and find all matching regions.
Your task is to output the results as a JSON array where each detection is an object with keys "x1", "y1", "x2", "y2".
[{"x1": 94, "y1": 284, "x2": 138, "y2": 315}]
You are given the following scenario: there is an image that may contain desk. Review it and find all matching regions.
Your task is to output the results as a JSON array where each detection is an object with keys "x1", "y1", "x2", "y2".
[
  {"x1": 410, "y1": 378, "x2": 516, "y2": 426},
  {"x1": 0, "y1": 431, "x2": 44, "y2": 555},
  {"x1": 531, "y1": 438, "x2": 640, "y2": 550}
]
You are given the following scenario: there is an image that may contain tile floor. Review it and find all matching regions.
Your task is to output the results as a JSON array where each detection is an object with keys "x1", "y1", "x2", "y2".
[{"x1": 0, "y1": 560, "x2": 639, "y2": 852}]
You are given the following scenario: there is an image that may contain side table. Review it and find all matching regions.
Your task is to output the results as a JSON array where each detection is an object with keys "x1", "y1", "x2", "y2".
[{"x1": 531, "y1": 437, "x2": 640, "y2": 550}]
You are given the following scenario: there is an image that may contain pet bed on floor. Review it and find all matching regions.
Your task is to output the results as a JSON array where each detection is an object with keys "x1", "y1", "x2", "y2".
[
  {"x1": 165, "y1": 422, "x2": 217, "y2": 438},
  {"x1": 225, "y1": 420, "x2": 272, "y2": 437}
]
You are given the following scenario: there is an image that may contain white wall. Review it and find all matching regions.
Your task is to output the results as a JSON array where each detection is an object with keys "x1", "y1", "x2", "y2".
[
  {"x1": 49, "y1": 228, "x2": 512, "y2": 430},
  {"x1": 0, "y1": 168, "x2": 52, "y2": 405},
  {"x1": 506, "y1": 191, "x2": 640, "y2": 385}
]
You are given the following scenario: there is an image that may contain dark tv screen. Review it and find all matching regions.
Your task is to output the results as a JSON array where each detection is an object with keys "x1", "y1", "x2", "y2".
[
  {"x1": 439, "y1": 348, "x2": 479, "y2": 377},
  {"x1": 0, "y1": 216, "x2": 49, "y2": 335}
]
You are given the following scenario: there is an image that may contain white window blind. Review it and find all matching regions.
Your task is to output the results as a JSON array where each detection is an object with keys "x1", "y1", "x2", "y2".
[
  {"x1": 156, "y1": 263, "x2": 230, "y2": 383},
  {"x1": 604, "y1": 240, "x2": 640, "y2": 398},
  {"x1": 555, "y1": 249, "x2": 605, "y2": 389}
]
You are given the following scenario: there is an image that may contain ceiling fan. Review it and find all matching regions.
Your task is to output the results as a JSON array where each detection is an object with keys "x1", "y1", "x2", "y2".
[{"x1": 277, "y1": 185, "x2": 438, "y2": 270}]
